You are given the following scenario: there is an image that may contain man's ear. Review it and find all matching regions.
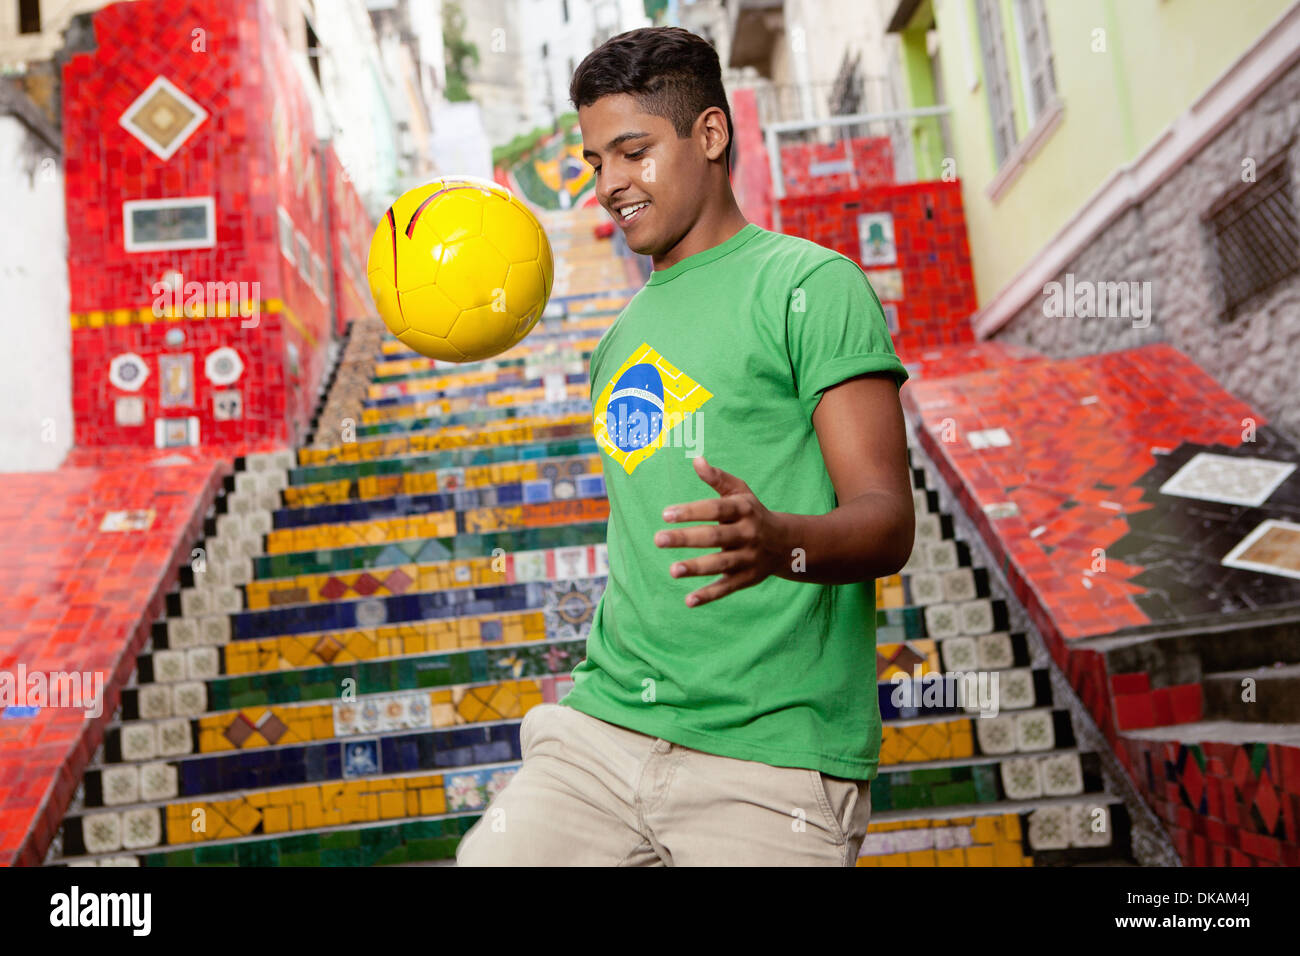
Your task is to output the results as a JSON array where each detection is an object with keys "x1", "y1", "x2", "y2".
[{"x1": 698, "y1": 106, "x2": 730, "y2": 163}]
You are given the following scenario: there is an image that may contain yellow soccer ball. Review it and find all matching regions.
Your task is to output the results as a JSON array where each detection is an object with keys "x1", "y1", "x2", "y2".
[{"x1": 366, "y1": 176, "x2": 554, "y2": 362}]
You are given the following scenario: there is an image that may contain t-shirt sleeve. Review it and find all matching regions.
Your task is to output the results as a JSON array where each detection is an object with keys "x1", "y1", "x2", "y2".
[{"x1": 786, "y1": 257, "x2": 909, "y2": 404}]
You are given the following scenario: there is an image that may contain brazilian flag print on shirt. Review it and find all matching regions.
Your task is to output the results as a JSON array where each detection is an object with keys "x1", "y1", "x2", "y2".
[{"x1": 560, "y1": 222, "x2": 908, "y2": 780}]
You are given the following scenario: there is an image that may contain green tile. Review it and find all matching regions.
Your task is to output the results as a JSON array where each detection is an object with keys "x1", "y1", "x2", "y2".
[
  {"x1": 403, "y1": 820, "x2": 443, "y2": 839},
  {"x1": 972, "y1": 765, "x2": 999, "y2": 803},
  {"x1": 910, "y1": 768, "x2": 954, "y2": 785},
  {"x1": 932, "y1": 780, "x2": 977, "y2": 805},
  {"x1": 236, "y1": 841, "x2": 275, "y2": 867},
  {"x1": 372, "y1": 845, "x2": 409, "y2": 865},
  {"x1": 194, "y1": 844, "x2": 237, "y2": 864},
  {"x1": 320, "y1": 848, "x2": 355, "y2": 867},
  {"x1": 321, "y1": 829, "x2": 361, "y2": 849},
  {"x1": 279, "y1": 834, "x2": 319, "y2": 854},
  {"x1": 404, "y1": 839, "x2": 446, "y2": 862}
]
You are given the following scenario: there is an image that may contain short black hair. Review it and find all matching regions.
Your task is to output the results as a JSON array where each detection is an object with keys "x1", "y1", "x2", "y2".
[{"x1": 570, "y1": 26, "x2": 733, "y2": 172}]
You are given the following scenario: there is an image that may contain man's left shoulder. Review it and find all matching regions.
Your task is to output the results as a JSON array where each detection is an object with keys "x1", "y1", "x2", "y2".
[{"x1": 751, "y1": 229, "x2": 856, "y2": 284}]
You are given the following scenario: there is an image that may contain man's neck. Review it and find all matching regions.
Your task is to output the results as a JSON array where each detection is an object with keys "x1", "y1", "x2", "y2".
[{"x1": 652, "y1": 201, "x2": 750, "y2": 272}]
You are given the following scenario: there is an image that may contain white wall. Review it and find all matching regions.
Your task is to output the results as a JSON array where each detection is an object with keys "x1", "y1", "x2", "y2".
[
  {"x1": 519, "y1": 0, "x2": 652, "y2": 128},
  {"x1": 430, "y1": 99, "x2": 492, "y2": 179},
  {"x1": 0, "y1": 0, "x2": 110, "y2": 68},
  {"x1": 314, "y1": 0, "x2": 401, "y2": 210},
  {"x1": 0, "y1": 114, "x2": 70, "y2": 472},
  {"x1": 465, "y1": 0, "x2": 651, "y2": 149}
]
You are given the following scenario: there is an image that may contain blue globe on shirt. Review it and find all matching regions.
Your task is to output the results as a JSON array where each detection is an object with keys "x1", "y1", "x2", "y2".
[{"x1": 607, "y1": 362, "x2": 665, "y2": 451}]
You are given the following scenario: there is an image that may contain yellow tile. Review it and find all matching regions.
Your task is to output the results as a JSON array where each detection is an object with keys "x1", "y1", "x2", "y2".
[
  {"x1": 965, "y1": 845, "x2": 994, "y2": 866},
  {"x1": 379, "y1": 791, "x2": 405, "y2": 819},
  {"x1": 227, "y1": 801, "x2": 262, "y2": 836},
  {"x1": 935, "y1": 847, "x2": 965, "y2": 867},
  {"x1": 1002, "y1": 813, "x2": 1021, "y2": 840},
  {"x1": 972, "y1": 816, "x2": 1000, "y2": 844},
  {"x1": 488, "y1": 683, "x2": 520, "y2": 718},
  {"x1": 994, "y1": 840, "x2": 1023, "y2": 868},
  {"x1": 360, "y1": 793, "x2": 379, "y2": 821},
  {"x1": 263, "y1": 806, "x2": 290, "y2": 833},
  {"x1": 420, "y1": 788, "x2": 446, "y2": 816}
]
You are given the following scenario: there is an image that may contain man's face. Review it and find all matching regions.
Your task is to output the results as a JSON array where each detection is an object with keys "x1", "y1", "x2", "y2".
[{"x1": 579, "y1": 93, "x2": 704, "y2": 259}]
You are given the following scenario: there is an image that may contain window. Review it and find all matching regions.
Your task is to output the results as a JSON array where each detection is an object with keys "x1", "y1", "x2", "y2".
[
  {"x1": 18, "y1": 0, "x2": 40, "y2": 34},
  {"x1": 278, "y1": 207, "x2": 295, "y2": 264},
  {"x1": 123, "y1": 197, "x2": 215, "y2": 252},
  {"x1": 312, "y1": 252, "x2": 328, "y2": 302},
  {"x1": 561, "y1": 0, "x2": 569, "y2": 23},
  {"x1": 305, "y1": 18, "x2": 322, "y2": 86},
  {"x1": 1205, "y1": 148, "x2": 1299, "y2": 318},
  {"x1": 1012, "y1": 0, "x2": 1057, "y2": 127},
  {"x1": 974, "y1": 0, "x2": 1016, "y2": 166},
  {"x1": 296, "y1": 231, "x2": 313, "y2": 284}
]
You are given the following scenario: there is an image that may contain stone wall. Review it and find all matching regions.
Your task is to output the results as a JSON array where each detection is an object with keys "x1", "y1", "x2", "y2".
[{"x1": 993, "y1": 56, "x2": 1300, "y2": 441}]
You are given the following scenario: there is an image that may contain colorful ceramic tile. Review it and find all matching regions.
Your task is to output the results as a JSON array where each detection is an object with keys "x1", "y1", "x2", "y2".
[
  {"x1": 1159, "y1": 452, "x2": 1294, "y2": 507},
  {"x1": 1222, "y1": 519, "x2": 1300, "y2": 580},
  {"x1": 158, "y1": 353, "x2": 195, "y2": 408},
  {"x1": 857, "y1": 212, "x2": 896, "y2": 265}
]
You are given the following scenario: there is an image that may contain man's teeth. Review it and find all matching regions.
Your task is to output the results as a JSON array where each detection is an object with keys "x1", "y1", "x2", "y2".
[{"x1": 620, "y1": 202, "x2": 649, "y2": 219}]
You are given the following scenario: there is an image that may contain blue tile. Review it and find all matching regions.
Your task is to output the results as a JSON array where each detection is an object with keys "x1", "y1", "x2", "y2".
[{"x1": 523, "y1": 479, "x2": 552, "y2": 503}]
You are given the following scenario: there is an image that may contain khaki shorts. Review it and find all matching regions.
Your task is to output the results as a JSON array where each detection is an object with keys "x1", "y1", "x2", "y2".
[{"x1": 455, "y1": 703, "x2": 872, "y2": 866}]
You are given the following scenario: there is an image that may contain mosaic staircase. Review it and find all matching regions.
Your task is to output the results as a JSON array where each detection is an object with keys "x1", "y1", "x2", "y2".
[
  {"x1": 854, "y1": 451, "x2": 1142, "y2": 866},
  {"x1": 43, "y1": 211, "x2": 1151, "y2": 867}
]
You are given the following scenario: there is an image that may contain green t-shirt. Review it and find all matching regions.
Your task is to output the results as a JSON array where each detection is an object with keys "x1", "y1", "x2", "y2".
[{"x1": 559, "y1": 222, "x2": 909, "y2": 780}]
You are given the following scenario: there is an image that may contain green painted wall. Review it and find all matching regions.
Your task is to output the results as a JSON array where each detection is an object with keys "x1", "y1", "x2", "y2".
[
  {"x1": 921, "y1": 0, "x2": 1293, "y2": 307},
  {"x1": 900, "y1": 28, "x2": 946, "y2": 180}
]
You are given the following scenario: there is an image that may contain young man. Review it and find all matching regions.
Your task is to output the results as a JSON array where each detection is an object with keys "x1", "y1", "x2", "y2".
[{"x1": 457, "y1": 26, "x2": 913, "y2": 866}]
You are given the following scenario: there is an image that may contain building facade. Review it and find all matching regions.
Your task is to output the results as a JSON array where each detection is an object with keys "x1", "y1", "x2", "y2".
[
  {"x1": 887, "y1": 0, "x2": 1300, "y2": 437},
  {"x1": 461, "y1": 0, "x2": 651, "y2": 149}
]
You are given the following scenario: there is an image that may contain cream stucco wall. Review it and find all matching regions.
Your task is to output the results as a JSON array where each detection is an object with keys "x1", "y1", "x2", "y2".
[{"x1": 930, "y1": 0, "x2": 1295, "y2": 306}]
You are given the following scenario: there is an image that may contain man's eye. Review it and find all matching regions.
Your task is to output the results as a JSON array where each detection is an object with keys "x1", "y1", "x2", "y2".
[{"x1": 628, "y1": 148, "x2": 647, "y2": 159}]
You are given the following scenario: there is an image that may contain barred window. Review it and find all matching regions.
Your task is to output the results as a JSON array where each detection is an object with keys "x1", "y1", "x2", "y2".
[
  {"x1": 1013, "y1": 0, "x2": 1057, "y2": 126},
  {"x1": 974, "y1": 0, "x2": 1017, "y2": 166},
  {"x1": 1205, "y1": 149, "x2": 1299, "y2": 318}
]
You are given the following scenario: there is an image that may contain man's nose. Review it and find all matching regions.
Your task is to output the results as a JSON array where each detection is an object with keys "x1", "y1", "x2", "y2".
[{"x1": 599, "y1": 167, "x2": 631, "y2": 207}]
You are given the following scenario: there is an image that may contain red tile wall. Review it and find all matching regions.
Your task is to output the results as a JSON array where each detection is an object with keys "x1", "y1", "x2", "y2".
[
  {"x1": 325, "y1": 144, "x2": 376, "y2": 337},
  {"x1": 778, "y1": 136, "x2": 894, "y2": 198},
  {"x1": 779, "y1": 181, "x2": 977, "y2": 358},
  {"x1": 61, "y1": 0, "x2": 363, "y2": 451},
  {"x1": 729, "y1": 87, "x2": 774, "y2": 232}
]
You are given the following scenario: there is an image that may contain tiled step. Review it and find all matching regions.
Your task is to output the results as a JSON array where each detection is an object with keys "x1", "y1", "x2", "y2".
[
  {"x1": 43, "y1": 209, "x2": 1153, "y2": 867},
  {"x1": 283, "y1": 436, "x2": 602, "y2": 489},
  {"x1": 1202, "y1": 664, "x2": 1300, "y2": 723},
  {"x1": 43, "y1": 221, "x2": 633, "y2": 867},
  {"x1": 856, "y1": 799, "x2": 1134, "y2": 866}
]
